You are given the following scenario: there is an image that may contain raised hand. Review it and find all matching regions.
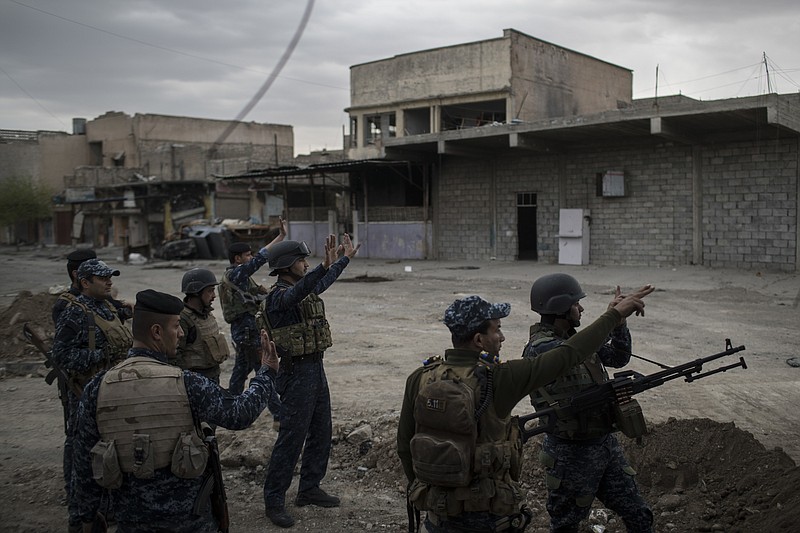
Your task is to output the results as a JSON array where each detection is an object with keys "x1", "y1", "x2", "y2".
[
  {"x1": 607, "y1": 285, "x2": 626, "y2": 325},
  {"x1": 260, "y1": 329, "x2": 279, "y2": 371},
  {"x1": 612, "y1": 284, "x2": 655, "y2": 320},
  {"x1": 266, "y1": 217, "x2": 288, "y2": 251},
  {"x1": 276, "y1": 217, "x2": 287, "y2": 240},
  {"x1": 323, "y1": 234, "x2": 338, "y2": 269},
  {"x1": 341, "y1": 233, "x2": 361, "y2": 259}
]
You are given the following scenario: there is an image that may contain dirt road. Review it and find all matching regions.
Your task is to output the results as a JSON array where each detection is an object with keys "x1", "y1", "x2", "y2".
[{"x1": 0, "y1": 246, "x2": 798, "y2": 532}]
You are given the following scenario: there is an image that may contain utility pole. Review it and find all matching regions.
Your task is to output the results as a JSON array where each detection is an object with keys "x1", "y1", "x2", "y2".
[{"x1": 763, "y1": 52, "x2": 773, "y2": 94}]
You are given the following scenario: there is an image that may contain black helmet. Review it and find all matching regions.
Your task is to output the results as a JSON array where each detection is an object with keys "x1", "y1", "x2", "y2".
[
  {"x1": 181, "y1": 268, "x2": 218, "y2": 295},
  {"x1": 268, "y1": 240, "x2": 311, "y2": 274},
  {"x1": 530, "y1": 273, "x2": 586, "y2": 315}
]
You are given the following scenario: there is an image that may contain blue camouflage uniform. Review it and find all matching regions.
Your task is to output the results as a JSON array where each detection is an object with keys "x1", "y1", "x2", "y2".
[
  {"x1": 523, "y1": 322, "x2": 653, "y2": 533},
  {"x1": 226, "y1": 248, "x2": 269, "y2": 394},
  {"x1": 53, "y1": 287, "x2": 130, "y2": 528},
  {"x1": 263, "y1": 256, "x2": 350, "y2": 509},
  {"x1": 71, "y1": 347, "x2": 280, "y2": 532}
]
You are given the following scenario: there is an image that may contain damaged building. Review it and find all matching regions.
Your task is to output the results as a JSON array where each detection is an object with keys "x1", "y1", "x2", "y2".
[{"x1": 0, "y1": 111, "x2": 294, "y2": 254}]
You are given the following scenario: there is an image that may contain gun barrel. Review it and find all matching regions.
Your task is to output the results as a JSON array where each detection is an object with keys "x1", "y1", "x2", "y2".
[{"x1": 518, "y1": 342, "x2": 747, "y2": 445}]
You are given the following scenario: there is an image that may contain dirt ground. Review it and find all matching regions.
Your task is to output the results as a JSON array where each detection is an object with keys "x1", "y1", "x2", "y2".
[{"x1": 0, "y1": 244, "x2": 799, "y2": 532}]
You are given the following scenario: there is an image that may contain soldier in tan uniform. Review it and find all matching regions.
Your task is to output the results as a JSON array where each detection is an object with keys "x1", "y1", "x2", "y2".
[{"x1": 172, "y1": 268, "x2": 230, "y2": 383}]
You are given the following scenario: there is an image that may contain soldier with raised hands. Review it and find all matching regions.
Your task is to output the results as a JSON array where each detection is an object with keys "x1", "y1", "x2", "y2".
[{"x1": 261, "y1": 233, "x2": 360, "y2": 528}]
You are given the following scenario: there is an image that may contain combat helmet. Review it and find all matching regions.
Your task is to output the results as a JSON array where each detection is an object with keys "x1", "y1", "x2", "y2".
[
  {"x1": 181, "y1": 268, "x2": 218, "y2": 295},
  {"x1": 530, "y1": 273, "x2": 586, "y2": 315},
  {"x1": 268, "y1": 240, "x2": 311, "y2": 275}
]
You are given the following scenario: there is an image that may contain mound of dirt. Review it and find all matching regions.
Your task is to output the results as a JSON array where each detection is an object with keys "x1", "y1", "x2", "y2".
[
  {"x1": 0, "y1": 290, "x2": 59, "y2": 360},
  {"x1": 312, "y1": 414, "x2": 800, "y2": 532}
]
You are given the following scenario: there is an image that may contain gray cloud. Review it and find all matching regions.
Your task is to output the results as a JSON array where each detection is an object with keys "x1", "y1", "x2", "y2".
[{"x1": 1, "y1": 0, "x2": 798, "y2": 153}]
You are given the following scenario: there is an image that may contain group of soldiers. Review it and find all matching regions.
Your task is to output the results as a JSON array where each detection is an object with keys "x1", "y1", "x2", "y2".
[
  {"x1": 49, "y1": 221, "x2": 360, "y2": 532},
  {"x1": 397, "y1": 279, "x2": 656, "y2": 533},
  {"x1": 47, "y1": 227, "x2": 657, "y2": 533}
]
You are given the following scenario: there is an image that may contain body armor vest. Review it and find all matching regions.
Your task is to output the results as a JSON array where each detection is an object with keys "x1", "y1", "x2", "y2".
[
  {"x1": 528, "y1": 326, "x2": 613, "y2": 439},
  {"x1": 179, "y1": 308, "x2": 230, "y2": 370},
  {"x1": 57, "y1": 291, "x2": 79, "y2": 307},
  {"x1": 408, "y1": 359, "x2": 523, "y2": 518},
  {"x1": 219, "y1": 268, "x2": 264, "y2": 324},
  {"x1": 71, "y1": 299, "x2": 133, "y2": 388},
  {"x1": 96, "y1": 357, "x2": 205, "y2": 477},
  {"x1": 259, "y1": 290, "x2": 333, "y2": 356}
]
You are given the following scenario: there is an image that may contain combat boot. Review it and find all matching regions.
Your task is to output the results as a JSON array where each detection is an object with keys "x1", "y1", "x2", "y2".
[
  {"x1": 266, "y1": 505, "x2": 295, "y2": 528},
  {"x1": 295, "y1": 486, "x2": 340, "y2": 508}
]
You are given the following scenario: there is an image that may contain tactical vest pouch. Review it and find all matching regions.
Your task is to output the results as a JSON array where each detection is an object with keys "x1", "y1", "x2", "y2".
[
  {"x1": 302, "y1": 297, "x2": 333, "y2": 352},
  {"x1": 411, "y1": 378, "x2": 477, "y2": 487},
  {"x1": 488, "y1": 480, "x2": 520, "y2": 516},
  {"x1": 311, "y1": 318, "x2": 333, "y2": 352},
  {"x1": 90, "y1": 439, "x2": 122, "y2": 489},
  {"x1": 171, "y1": 432, "x2": 209, "y2": 479},
  {"x1": 203, "y1": 334, "x2": 230, "y2": 364},
  {"x1": 613, "y1": 399, "x2": 648, "y2": 438},
  {"x1": 131, "y1": 433, "x2": 155, "y2": 479},
  {"x1": 220, "y1": 274, "x2": 262, "y2": 324},
  {"x1": 92, "y1": 302, "x2": 133, "y2": 362},
  {"x1": 271, "y1": 324, "x2": 306, "y2": 356}
]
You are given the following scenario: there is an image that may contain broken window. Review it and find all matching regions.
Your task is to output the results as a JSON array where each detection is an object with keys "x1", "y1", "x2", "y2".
[
  {"x1": 364, "y1": 113, "x2": 396, "y2": 145},
  {"x1": 440, "y1": 99, "x2": 506, "y2": 131}
]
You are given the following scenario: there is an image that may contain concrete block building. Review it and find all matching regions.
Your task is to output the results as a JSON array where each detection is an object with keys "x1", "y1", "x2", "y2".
[{"x1": 344, "y1": 29, "x2": 799, "y2": 271}]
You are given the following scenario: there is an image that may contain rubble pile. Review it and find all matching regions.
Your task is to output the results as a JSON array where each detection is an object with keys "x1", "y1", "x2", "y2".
[{"x1": 0, "y1": 290, "x2": 58, "y2": 360}]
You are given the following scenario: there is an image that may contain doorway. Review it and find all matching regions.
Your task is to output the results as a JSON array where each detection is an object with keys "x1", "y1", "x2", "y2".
[{"x1": 517, "y1": 192, "x2": 537, "y2": 260}]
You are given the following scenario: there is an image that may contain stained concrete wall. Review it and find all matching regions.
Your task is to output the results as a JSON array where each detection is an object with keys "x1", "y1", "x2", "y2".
[
  {"x1": 85, "y1": 112, "x2": 294, "y2": 180},
  {"x1": 350, "y1": 38, "x2": 511, "y2": 109},
  {"x1": 38, "y1": 133, "x2": 90, "y2": 191},
  {"x1": 507, "y1": 29, "x2": 632, "y2": 121},
  {"x1": 0, "y1": 133, "x2": 88, "y2": 192},
  {"x1": 356, "y1": 221, "x2": 432, "y2": 259},
  {"x1": 85, "y1": 112, "x2": 138, "y2": 166},
  {"x1": 347, "y1": 29, "x2": 633, "y2": 158},
  {"x1": 436, "y1": 137, "x2": 798, "y2": 271},
  {"x1": 0, "y1": 142, "x2": 40, "y2": 182}
]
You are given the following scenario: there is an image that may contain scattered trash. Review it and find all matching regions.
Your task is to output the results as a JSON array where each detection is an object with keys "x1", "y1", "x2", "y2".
[
  {"x1": 48, "y1": 284, "x2": 69, "y2": 295},
  {"x1": 128, "y1": 253, "x2": 147, "y2": 265}
]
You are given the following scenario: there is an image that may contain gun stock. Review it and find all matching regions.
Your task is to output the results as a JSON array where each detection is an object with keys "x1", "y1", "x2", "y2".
[
  {"x1": 203, "y1": 424, "x2": 229, "y2": 533},
  {"x1": 22, "y1": 323, "x2": 83, "y2": 397},
  {"x1": 518, "y1": 339, "x2": 747, "y2": 443}
]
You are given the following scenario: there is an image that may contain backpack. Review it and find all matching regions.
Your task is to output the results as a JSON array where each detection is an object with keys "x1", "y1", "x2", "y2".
[{"x1": 410, "y1": 359, "x2": 492, "y2": 488}]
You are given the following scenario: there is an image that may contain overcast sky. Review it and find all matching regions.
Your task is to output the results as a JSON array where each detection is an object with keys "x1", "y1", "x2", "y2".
[{"x1": 2, "y1": 0, "x2": 799, "y2": 155}]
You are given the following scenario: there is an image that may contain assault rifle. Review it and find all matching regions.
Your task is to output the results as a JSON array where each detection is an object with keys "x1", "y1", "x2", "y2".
[
  {"x1": 195, "y1": 423, "x2": 229, "y2": 533},
  {"x1": 23, "y1": 322, "x2": 82, "y2": 398},
  {"x1": 518, "y1": 339, "x2": 747, "y2": 443}
]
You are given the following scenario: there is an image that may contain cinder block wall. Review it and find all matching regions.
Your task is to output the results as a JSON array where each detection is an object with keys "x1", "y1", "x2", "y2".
[
  {"x1": 702, "y1": 139, "x2": 798, "y2": 270},
  {"x1": 436, "y1": 137, "x2": 798, "y2": 271},
  {"x1": 437, "y1": 157, "x2": 495, "y2": 261}
]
